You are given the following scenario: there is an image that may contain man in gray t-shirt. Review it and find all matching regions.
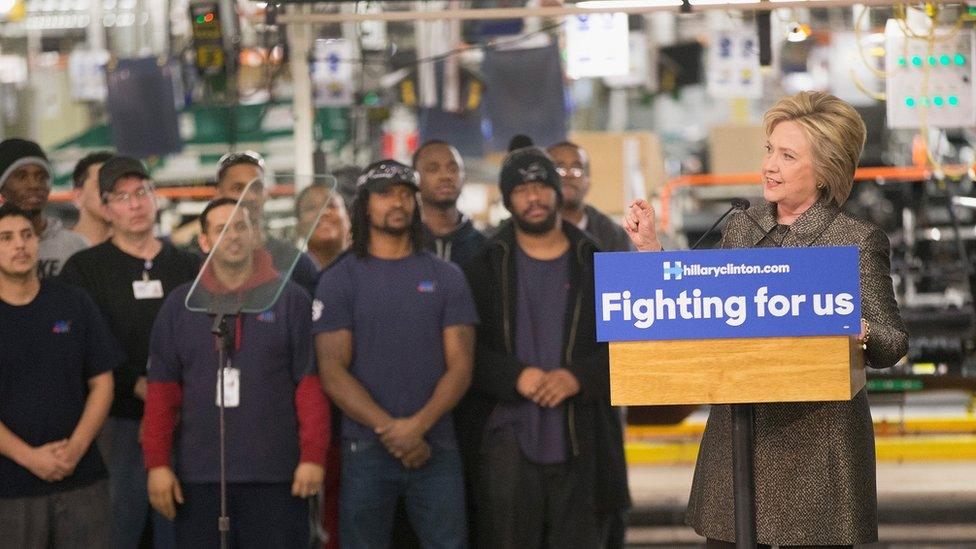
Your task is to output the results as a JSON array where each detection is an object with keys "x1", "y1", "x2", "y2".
[{"x1": 0, "y1": 138, "x2": 87, "y2": 278}]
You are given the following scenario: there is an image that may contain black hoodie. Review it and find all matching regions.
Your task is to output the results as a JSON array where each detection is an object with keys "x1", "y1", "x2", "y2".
[{"x1": 422, "y1": 215, "x2": 487, "y2": 268}]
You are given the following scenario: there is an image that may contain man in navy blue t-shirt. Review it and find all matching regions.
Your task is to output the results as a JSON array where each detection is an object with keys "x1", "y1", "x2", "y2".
[
  {"x1": 143, "y1": 199, "x2": 329, "y2": 548},
  {"x1": 313, "y1": 160, "x2": 478, "y2": 548},
  {"x1": 0, "y1": 204, "x2": 122, "y2": 548}
]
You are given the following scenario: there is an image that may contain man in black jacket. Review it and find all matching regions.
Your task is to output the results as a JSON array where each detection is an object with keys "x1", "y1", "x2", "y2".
[
  {"x1": 413, "y1": 140, "x2": 486, "y2": 267},
  {"x1": 459, "y1": 141, "x2": 630, "y2": 548}
]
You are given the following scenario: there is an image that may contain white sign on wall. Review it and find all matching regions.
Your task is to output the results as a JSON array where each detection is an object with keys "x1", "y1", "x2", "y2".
[
  {"x1": 0, "y1": 55, "x2": 28, "y2": 87},
  {"x1": 312, "y1": 39, "x2": 354, "y2": 107},
  {"x1": 706, "y1": 29, "x2": 762, "y2": 99},
  {"x1": 565, "y1": 13, "x2": 630, "y2": 80}
]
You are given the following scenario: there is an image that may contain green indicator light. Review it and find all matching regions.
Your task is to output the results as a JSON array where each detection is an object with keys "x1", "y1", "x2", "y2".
[
  {"x1": 912, "y1": 56, "x2": 923, "y2": 66},
  {"x1": 905, "y1": 97, "x2": 916, "y2": 108},
  {"x1": 898, "y1": 56, "x2": 907, "y2": 66},
  {"x1": 955, "y1": 54, "x2": 966, "y2": 66},
  {"x1": 949, "y1": 95, "x2": 959, "y2": 106},
  {"x1": 940, "y1": 55, "x2": 951, "y2": 66},
  {"x1": 933, "y1": 96, "x2": 944, "y2": 106},
  {"x1": 928, "y1": 56, "x2": 937, "y2": 66},
  {"x1": 363, "y1": 92, "x2": 380, "y2": 106},
  {"x1": 196, "y1": 15, "x2": 205, "y2": 23}
]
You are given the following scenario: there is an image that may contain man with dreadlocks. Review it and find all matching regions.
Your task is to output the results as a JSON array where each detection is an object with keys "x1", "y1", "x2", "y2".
[{"x1": 313, "y1": 160, "x2": 478, "y2": 548}]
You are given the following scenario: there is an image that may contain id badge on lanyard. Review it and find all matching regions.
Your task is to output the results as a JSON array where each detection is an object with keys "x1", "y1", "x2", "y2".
[
  {"x1": 216, "y1": 360, "x2": 241, "y2": 408},
  {"x1": 132, "y1": 270, "x2": 164, "y2": 300}
]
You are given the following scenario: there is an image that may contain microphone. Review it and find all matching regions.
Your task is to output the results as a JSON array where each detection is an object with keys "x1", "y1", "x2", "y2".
[
  {"x1": 690, "y1": 198, "x2": 750, "y2": 250},
  {"x1": 730, "y1": 198, "x2": 750, "y2": 210},
  {"x1": 737, "y1": 205, "x2": 775, "y2": 241}
]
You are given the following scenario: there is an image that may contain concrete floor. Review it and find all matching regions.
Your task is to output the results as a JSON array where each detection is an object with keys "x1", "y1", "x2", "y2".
[{"x1": 625, "y1": 460, "x2": 976, "y2": 547}]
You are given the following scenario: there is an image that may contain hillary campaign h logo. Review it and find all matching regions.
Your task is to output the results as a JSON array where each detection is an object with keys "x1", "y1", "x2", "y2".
[{"x1": 663, "y1": 261, "x2": 683, "y2": 281}]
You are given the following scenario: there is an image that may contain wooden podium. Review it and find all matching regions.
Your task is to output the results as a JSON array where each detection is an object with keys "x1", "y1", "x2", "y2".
[
  {"x1": 596, "y1": 244, "x2": 865, "y2": 546},
  {"x1": 609, "y1": 334, "x2": 865, "y2": 547},
  {"x1": 609, "y1": 335, "x2": 865, "y2": 406}
]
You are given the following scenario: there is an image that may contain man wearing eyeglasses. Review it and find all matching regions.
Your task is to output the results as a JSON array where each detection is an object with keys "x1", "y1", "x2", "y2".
[
  {"x1": 60, "y1": 156, "x2": 200, "y2": 549},
  {"x1": 547, "y1": 142, "x2": 633, "y2": 253},
  {"x1": 0, "y1": 138, "x2": 88, "y2": 278}
]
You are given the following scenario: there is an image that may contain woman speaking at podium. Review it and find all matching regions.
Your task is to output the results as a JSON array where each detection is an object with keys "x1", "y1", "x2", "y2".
[{"x1": 625, "y1": 91, "x2": 908, "y2": 548}]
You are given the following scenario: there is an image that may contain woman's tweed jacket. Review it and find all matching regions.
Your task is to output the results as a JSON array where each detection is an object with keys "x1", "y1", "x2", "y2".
[{"x1": 685, "y1": 198, "x2": 909, "y2": 545}]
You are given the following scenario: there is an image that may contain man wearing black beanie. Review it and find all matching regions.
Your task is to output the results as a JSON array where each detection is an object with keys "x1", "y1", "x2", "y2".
[
  {"x1": 457, "y1": 136, "x2": 630, "y2": 548},
  {"x1": 0, "y1": 138, "x2": 87, "y2": 278}
]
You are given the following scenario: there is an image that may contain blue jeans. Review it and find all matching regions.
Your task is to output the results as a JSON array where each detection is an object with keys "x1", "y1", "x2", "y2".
[
  {"x1": 340, "y1": 439, "x2": 467, "y2": 549},
  {"x1": 97, "y1": 416, "x2": 175, "y2": 549}
]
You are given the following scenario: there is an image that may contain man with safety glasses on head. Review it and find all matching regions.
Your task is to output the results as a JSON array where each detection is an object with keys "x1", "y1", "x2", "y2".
[{"x1": 184, "y1": 151, "x2": 320, "y2": 295}]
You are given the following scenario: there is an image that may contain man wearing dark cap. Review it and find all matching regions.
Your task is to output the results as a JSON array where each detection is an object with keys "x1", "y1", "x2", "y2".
[
  {"x1": 458, "y1": 140, "x2": 630, "y2": 548},
  {"x1": 313, "y1": 160, "x2": 478, "y2": 548},
  {"x1": 0, "y1": 138, "x2": 87, "y2": 278},
  {"x1": 59, "y1": 156, "x2": 199, "y2": 549}
]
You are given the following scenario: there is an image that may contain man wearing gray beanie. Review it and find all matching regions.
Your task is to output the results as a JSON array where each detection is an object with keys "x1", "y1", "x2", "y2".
[{"x1": 0, "y1": 138, "x2": 87, "y2": 278}]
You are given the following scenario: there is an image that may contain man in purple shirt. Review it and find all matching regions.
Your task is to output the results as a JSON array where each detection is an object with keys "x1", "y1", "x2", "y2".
[{"x1": 313, "y1": 160, "x2": 477, "y2": 548}]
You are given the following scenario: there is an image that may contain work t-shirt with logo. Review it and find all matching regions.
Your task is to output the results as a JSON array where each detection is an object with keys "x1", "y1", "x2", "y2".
[
  {"x1": 147, "y1": 279, "x2": 314, "y2": 483},
  {"x1": 0, "y1": 280, "x2": 124, "y2": 498},
  {"x1": 312, "y1": 251, "x2": 479, "y2": 446},
  {"x1": 60, "y1": 240, "x2": 201, "y2": 419}
]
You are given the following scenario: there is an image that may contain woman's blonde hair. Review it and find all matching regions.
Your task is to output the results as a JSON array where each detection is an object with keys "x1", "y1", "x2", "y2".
[{"x1": 763, "y1": 91, "x2": 866, "y2": 206}]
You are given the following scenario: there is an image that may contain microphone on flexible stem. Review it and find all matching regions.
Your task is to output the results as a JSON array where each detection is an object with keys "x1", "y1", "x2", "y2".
[
  {"x1": 690, "y1": 198, "x2": 750, "y2": 250},
  {"x1": 735, "y1": 201, "x2": 775, "y2": 240}
]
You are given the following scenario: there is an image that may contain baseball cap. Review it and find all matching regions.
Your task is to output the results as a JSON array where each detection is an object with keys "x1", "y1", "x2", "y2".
[
  {"x1": 355, "y1": 160, "x2": 420, "y2": 195},
  {"x1": 98, "y1": 156, "x2": 150, "y2": 196}
]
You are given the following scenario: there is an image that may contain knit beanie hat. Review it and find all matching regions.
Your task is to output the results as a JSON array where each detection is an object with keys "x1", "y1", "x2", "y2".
[
  {"x1": 0, "y1": 138, "x2": 51, "y2": 191},
  {"x1": 498, "y1": 135, "x2": 562, "y2": 209}
]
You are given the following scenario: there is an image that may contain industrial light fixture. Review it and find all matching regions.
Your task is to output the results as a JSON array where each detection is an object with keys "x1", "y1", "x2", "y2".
[
  {"x1": 0, "y1": 0, "x2": 18, "y2": 18},
  {"x1": 786, "y1": 21, "x2": 811, "y2": 42},
  {"x1": 577, "y1": 0, "x2": 760, "y2": 6},
  {"x1": 577, "y1": 0, "x2": 683, "y2": 8}
]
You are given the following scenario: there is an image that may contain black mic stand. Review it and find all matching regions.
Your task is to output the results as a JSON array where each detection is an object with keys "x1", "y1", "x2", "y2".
[
  {"x1": 691, "y1": 198, "x2": 751, "y2": 250},
  {"x1": 209, "y1": 303, "x2": 242, "y2": 549},
  {"x1": 689, "y1": 197, "x2": 757, "y2": 547}
]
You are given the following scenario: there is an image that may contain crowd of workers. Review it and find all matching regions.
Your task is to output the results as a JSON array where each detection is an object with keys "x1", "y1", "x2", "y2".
[{"x1": 0, "y1": 134, "x2": 632, "y2": 549}]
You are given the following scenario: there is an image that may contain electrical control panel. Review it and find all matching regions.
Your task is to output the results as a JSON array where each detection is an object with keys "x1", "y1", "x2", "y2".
[{"x1": 885, "y1": 19, "x2": 976, "y2": 129}]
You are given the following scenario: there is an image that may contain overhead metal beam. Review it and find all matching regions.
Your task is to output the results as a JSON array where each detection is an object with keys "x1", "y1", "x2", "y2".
[{"x1": 265, "y1": 0, "x2": 906, "y2": 24}]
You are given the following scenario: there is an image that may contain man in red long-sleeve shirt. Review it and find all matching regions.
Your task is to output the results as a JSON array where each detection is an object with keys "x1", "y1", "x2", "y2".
[{"x1": 142, "y1": 198, "x2": 330, "y2": 548}]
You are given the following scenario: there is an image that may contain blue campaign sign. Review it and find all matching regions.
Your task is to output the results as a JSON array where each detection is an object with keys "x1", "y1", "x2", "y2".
[{"x1": 595, "y1": 246, "x2": 861, "y2": 342}]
